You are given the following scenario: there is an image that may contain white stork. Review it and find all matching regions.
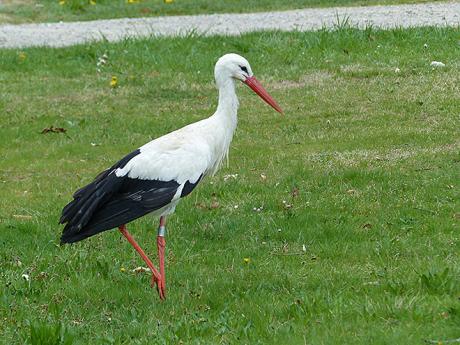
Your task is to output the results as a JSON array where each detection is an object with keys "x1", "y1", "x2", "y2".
[{"x1": 60, "y1": 53, "x2": 283, "y2": 299}]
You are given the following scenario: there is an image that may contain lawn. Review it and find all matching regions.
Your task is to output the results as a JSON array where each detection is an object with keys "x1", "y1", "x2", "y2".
[
  {"x1": 0, "y1": 0, "x2": 450, "y2": 24},
  {"x1": 0, "y1": 26, "x2": 459, "y2": 344}
]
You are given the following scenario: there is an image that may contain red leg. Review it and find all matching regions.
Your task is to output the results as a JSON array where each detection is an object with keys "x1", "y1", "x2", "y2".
[
  {"x1": 119, "y1": 224, "x2": 165, "y2": 300},
  {"x1": 157, "y1": 216, "x2": 167, "y2": 298}
]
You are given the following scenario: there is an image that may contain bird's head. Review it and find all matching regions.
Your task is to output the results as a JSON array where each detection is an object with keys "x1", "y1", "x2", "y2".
[{"x1": 215, "y1": 53, "x2": 283, "y2": 114}]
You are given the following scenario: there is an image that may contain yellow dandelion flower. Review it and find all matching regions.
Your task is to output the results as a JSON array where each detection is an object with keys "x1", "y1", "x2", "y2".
[
  {"x1": 110, "y1": 76, "x2": 118, "y2": 88},
  {"x1": 164, "y1": 0, "x2": 174, "y2": 3},
  {"x1": 59, "y1": 0, "x2": 66, "y2": 5},
  {"x1": 89, "y1": 0, "x2": 96, "y2": 4},
  {"x1": 120, "y1": 267, "x2": 126, "y2": 272},
  {"x1": 18, "y1": 52, "x2": 27, "y2": 61},
  {"x1": 243, "y1": 258, "x2": 250, "y2": 264},
  {"x1": 127, "y1": 0, "x2": 139, "y2": 3}
]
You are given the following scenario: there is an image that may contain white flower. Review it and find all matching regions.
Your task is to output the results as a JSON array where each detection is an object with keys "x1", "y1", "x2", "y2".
[
  {"x1": 21, "y1": 274, "x2": 30, "y2": 282},
  {"x1": 132, "y1": 266, "x2": 151, "y2": 273},
  {"x1": 223, "y1": 174, "x2": 238, "y2": 181},
  {"x1": 96, "y1": 53, "x2": 109, "y2": 72}
]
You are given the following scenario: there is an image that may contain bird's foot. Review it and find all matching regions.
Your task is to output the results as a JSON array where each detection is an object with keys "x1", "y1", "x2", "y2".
[
  {"x1": 150, "y1": 275, "x2": 165, "y2": 300},
  {"x1": 154, "y1": 275, "x2": 166, "y2": 300}
]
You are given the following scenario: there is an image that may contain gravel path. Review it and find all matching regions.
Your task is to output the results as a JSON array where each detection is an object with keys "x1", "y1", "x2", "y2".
[{"x1": 0, "y1": 2, "x2": 459, "y2": 49}]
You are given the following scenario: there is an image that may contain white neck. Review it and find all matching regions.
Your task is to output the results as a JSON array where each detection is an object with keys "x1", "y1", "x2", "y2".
[
  {"x1": 215, "y1": 77, "x2": 238, "y2": 122},
  {"x1": 206, "y1": 75, "x2": 239, "y2": 174}
]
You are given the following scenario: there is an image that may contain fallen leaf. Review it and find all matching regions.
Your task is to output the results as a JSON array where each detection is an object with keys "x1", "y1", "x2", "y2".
[
  {"x1": 36, "y1": 272, "x2": 48, "y2": 280},
  {"x1": 210, "y1": 199, "x2": 220, "y2": 209},
  {"x1": 41, "y1": 126, "x2": 66, "y2": 134},
  {"x1": 362, "y1": 223, "x2": 372, "y2": 230},
  {"x1": 291, "y1": 187, "x2": 299, "y2": 198}
]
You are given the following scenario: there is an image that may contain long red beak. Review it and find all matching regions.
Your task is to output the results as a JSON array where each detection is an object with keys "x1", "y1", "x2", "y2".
[{"x1": 244, "y1": 76, "x2": 283, "y2": 114}]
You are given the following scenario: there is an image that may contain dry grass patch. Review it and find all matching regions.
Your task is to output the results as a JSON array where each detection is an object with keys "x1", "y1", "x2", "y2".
[
  {"x1": 270, "y1": 71, "x2": 335, "y2": 90},
  {"x1": 304, "y1": 141, "x2": 460, "y2": 167}
]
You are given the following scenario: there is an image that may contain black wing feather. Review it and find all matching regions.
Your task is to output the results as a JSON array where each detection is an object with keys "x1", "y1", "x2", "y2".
[
  {"x1": 59, "y1": 148, "x2": 203, "y2": 244},
  {"x1": 59, "y1": 149, "x2": 140, "y2": 225},
  {"x1": 61, "y1": 178, "x2": 180, "y2": 243}
]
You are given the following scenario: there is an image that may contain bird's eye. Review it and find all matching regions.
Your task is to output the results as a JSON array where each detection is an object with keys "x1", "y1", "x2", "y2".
[{"x1": 239, "y1": 65, "x2": 248, "y2": 73}]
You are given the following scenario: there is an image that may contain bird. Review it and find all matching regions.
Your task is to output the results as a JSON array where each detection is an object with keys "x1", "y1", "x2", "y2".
[{"x1": 59, "y1": 53, "x2": 283, "y2": 300}]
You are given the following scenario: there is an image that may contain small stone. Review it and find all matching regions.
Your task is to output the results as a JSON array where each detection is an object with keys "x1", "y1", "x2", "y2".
[{"x1": 430, "y1": 61, "x2": 445, "y2": 68}]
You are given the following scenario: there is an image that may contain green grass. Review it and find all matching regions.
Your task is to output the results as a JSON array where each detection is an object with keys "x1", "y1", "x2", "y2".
[
  {"x1": 1, "y1": 26, "x2": 459, "y2": 344},
  {"x1": 0, "y1": 0, "x2": 449, "y2": 24}
]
